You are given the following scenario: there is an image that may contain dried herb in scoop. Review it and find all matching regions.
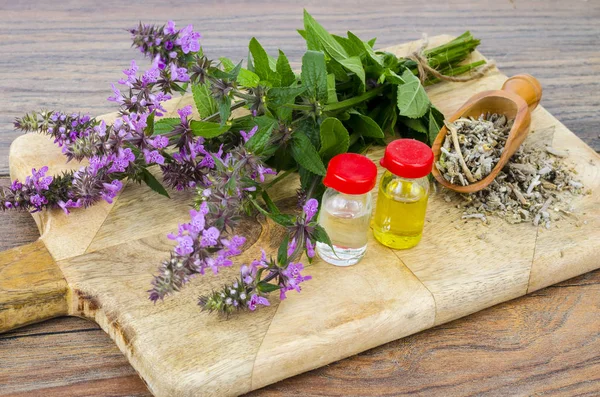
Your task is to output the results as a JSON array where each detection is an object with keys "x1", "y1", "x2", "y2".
[{"x1": 436, "y1": 113, "x2": 513, "y2": 186}]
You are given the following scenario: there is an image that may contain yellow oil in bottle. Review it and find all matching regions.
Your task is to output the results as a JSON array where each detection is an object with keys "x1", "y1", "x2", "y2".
[{"x1": 372, "y1": 171, "x2": 429, "y2": 249}]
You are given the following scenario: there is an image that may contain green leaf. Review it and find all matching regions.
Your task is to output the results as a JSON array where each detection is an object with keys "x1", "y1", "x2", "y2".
[
  {"x1": 347, "y1": 31, "x2": 384, "y2": 67},
  {"x1": 261, "y1": 190, "x2": 281, "y2": 215},
  {"x1": 247, "y1": 48, "x2": 254, "y2": 71},
  {"x1": 348, "y1": 113, "x2": 384, "y2": 138},
  {"x1": 298, "y1": 166, "x2": 326, "y2": 199},
  {"x1": 296, "y1": 118, "x2": 320, "y2": 148},
  {"x1": 237, "y1": 68, "x2": 260, "y2": 88},
  {"x1": 276, "y1": 50, "x2": 296, "y2": 86},
  {"x1": 299, "y1": 25, "x2": 323, "y2": 52},
  {"x1": 383, "y1": 68, "x2": 403, "y2": 85},
  {"x1": 301, "y1": 50, "x2": 328, "y2": 103},
  {"x1": 319, "y1": 117, "x2": 350, "y2": 160},
  {"x1": 246, "y1": 116, "x2": 277, "y2": 153},
  {"x1": 333, "y1": 34, "x2": 363, "y2": 57},
  {"x1": 428, "y1": 106, "x2": 445, "y2": 146},
  {"x1": 267, "y1": 86, "x2": 307, "y2": 106},
  {"x1": 400, "y1": 117, "x2": 428, "y2": 134},
  {"x1": 337, "y1": 56, "x2": 366, "y2": 86},
  {"x1": 396, "y1": 69, "x2": 430, "y2": 119},
  {"x1": 267, "y1": 53, "x2": 278, "y2": 73},
  {"x1": 380, "y1": 52, "x2": 400, "y2": 71},
  {"x1": 290, "y1": 132, "x2": 327, "y2": 175},
  {"x1": 325, "y1": 60, "x2": 347, "y2": 82},
  {"x1": 267, "y1": 86, "x2": 307, "y2": 121},
  {"x1": 326, "y1": 73, "x2": 338, "y2": 103},
  {"x1": 277, "y1": 234, "x2": 289, "y2": 264},
  {"x1": 218, "y1": 97, "x2": 231, "y2": 125},
  {"x1": 144, "y1": 111, "x2": 155, "y2": 136},
  {"x1": 367, "y1": 37, "x2": 377, "y2": 48},
  {"x1": 304, "y1": 10, "x2": 348, "y2": 63},
  {"x1": 369, "y1": 101, "x2": 397, "y2": 134},
  {"x1": 257, "y1": 281, "x2": 282, "y2": 293},
  {"x1": 251, "y1": 197, "x2": 295, "y2": 227},
  {"x1": 249, "y1": 38, "x2": 280, "y2": 85},
  {"x1": 140, "y1": 168, "x2": 170, "y2": 198},
  {"x1": 192, "y1": 84, "x2": 217, "y2": 118},
  {"x1": 312, "y1": 224, "x2": 334, "y2": 250},
  {"x1": 211, "y1": 61, "x2": 242, "y2": 81},
  {"x1": 219, "y1": 57, "x2": 235, "y2": 71},
  {"x1": 153, "y1": 118, "x2": 180, "y2": 136},
  {"x1": 303, "y1": 11, "x2": 366, "y2": 85},
  {"x1": 270, "y1": 213, "x2": 296, "y2": 227},
  {"x1": 190, "y1": 120, "x2": 230, "y2": 138}
]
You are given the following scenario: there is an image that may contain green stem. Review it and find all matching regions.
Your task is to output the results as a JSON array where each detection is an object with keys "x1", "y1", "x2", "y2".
[
  {"x1": 322, "y1": 86, "x2": 384, "y2": 112},
  {"x1": 282, "y1": 103, "x2": 315, "y2": 111},
  {"x1": 423, "y1": 60, "x2": 487, "y2": 86},
  {"x1": 232, "y1": 91, "x2": 256, "y2": 101}
]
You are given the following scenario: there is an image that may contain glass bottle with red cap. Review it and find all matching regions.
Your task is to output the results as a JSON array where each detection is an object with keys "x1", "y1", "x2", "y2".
[
  {"x1": 316, "y1": 153, "x2": 378, "y2": 266},
  {"x1": 373, "y1": 139, "x2": 434, "y2": 249}
]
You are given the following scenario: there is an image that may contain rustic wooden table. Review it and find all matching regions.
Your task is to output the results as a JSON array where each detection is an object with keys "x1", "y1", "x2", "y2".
[{"x1": 1, "y1": 1, "x2": 599, "y2": 396}]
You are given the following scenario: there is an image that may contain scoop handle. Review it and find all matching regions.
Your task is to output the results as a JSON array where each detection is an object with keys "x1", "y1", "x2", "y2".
[
  {"x1": 501, "y1": 74, "x2": 542, "y2": 113},
  {"x1": 0, "y1": 240, "x2": 69, "y2": 333}
]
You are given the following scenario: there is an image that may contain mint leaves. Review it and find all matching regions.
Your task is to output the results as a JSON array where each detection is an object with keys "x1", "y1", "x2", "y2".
[
  {"x1": 319, "y1": 117, "x2": 350, "y2": 160},
  {"x1": 301, "y1": 50, "x2": 328, "y2": 103},
  {"x1": 396, "y1": 69, "x2": 430, "y2": 119},
  {"x1": 291, "y1": 132, "x2": 327, "y2": 175},
  {"x1": 303, "y1": 10, "x2": 366, "y2": 86},
  {"x1": 249, "y1": 38, "x2": 280, "y2": 86},
  {"x1": 150, "y1": 11, "x2": 484, "y2": 194},
  {"x1": 192, "y1": 84, "x2": 217, "y2": 118}
]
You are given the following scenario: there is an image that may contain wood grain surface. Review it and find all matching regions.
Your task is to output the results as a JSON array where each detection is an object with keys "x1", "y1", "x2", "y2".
[
  {"x1": 1, "y1": 0, "x2": 599, "y2": 396},
  {"x1": 0, "y1": 240, "x2": 68, "y2": 332}
]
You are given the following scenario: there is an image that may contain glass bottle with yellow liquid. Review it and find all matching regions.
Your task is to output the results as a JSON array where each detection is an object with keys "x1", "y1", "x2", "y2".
[{"x1": 373, "y1": 139, "x2": 434, "y2": 249}]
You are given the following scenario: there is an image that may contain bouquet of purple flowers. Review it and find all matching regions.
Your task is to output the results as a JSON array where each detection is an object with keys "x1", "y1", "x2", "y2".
[{"x1": 3, "y1": 11, "x2": 487, "y2": 314}]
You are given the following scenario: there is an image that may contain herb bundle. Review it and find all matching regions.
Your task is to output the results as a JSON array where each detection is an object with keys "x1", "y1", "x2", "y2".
[{"x1": 4, "y1": 11, "x2": 489, "y2": 314}]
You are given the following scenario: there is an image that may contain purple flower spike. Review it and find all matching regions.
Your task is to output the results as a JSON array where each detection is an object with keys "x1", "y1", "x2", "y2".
[
  {"x1": 248, "y1": 294, "x2": 270, "y2": 311},
  {"x1": 177, "y1": 105, "x2": 193, "y2": 122},
  {"x1": 200, "y1": 227, "x2": 220, "y2": 247},
  {"x1": 143, "y1": 149, "x2": 165, "y2": 165},
  {"x1": 170, "y1": 63, "x2": 190, "y2": 82},
  {"x1": 279, "y1": 262, "x2": 312, "y2": 300},
  {"x1": 164, "y1": 20, "x2": 177, "y2": 35},
  {"x1": 149, "y1": 135, "x2": 169, "y2": 149},
  {"x1": 303, "y1": 198, "x2": 319, "y2": 222},
  {"x1": 30, "y1": 194, "x2": 47, "y2": 208},
  {"x1": 176, "y1": 24, "x2": 201, "y2": 54},
  {"x1": 57, "y1": 199, "x2": 82, "y2": 215},
  {"x1": 174, "y1": 235, "x2": 194, "y2": 256},
  {"x1": 118, "y1": 60, "x2": 139, "y2": 87}
]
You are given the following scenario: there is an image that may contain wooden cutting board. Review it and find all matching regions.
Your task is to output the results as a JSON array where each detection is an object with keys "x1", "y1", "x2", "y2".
[{"x1": 1, "y1": 36, "x2": 599, "y2": 397}]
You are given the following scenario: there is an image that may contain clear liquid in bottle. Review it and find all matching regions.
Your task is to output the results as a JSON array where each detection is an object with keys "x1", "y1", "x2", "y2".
[{"x1": 316, "y1": 192, "x2": 371, "y2": 266}]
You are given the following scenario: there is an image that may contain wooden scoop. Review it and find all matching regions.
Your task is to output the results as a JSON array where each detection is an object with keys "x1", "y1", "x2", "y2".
[{"x1": 431, "y1": 74, "x2": 542, "y2": 193}]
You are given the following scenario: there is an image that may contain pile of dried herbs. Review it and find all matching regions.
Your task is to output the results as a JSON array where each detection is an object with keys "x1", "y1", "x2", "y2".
[
  {"x1": 453, "y1": 134, "x2": 585, "y2": 228},
  {"x1": 436, "y1": 113, "x2": 513, "y2": 186}
]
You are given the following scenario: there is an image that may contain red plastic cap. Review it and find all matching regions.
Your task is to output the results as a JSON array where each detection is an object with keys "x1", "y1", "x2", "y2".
[
  {"x1": 380, "y1": 139, "x2": 433, "y2": 178},
  {"x1": 323, "y1": 153, "x2": 377, "y2": 195}
]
